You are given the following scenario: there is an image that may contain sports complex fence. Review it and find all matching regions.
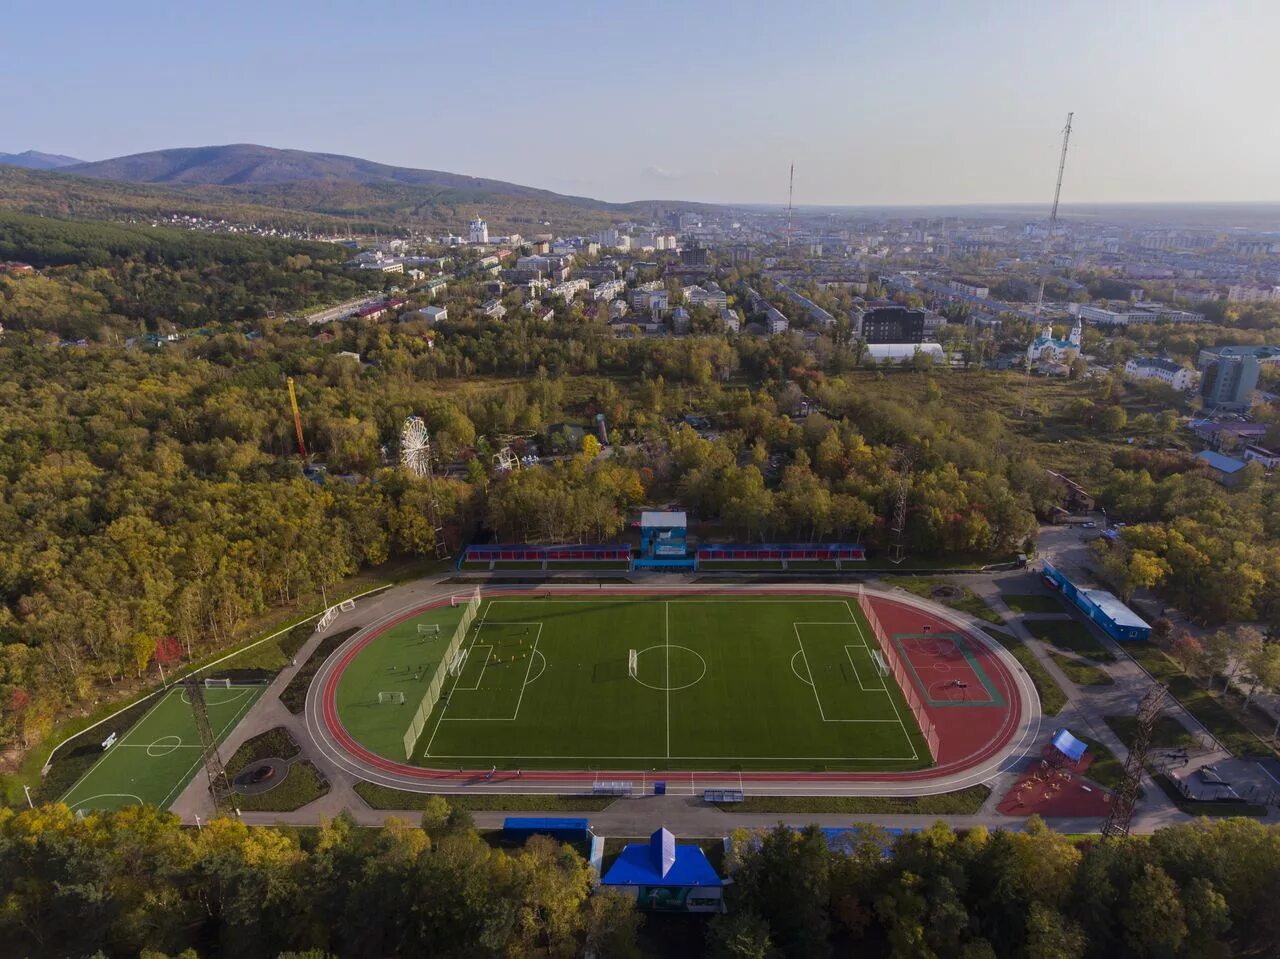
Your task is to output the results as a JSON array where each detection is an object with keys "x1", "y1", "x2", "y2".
[
  {"x1": 854, "y1": 586, "x2": 941, "y2": 762},
  {"x1": 402, "y1": 587, "x2": 483, "y2": 760}
]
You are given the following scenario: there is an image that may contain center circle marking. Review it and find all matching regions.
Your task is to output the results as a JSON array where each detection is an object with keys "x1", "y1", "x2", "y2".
[{"x1": 630, "y1": 644, "x2": 707, "y2": 691}]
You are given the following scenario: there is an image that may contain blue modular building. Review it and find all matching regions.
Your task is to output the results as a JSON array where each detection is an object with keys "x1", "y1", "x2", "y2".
[
  {"x1": 1041, "y1": 560, "x2": 1151, "y2": 642},
  {"x1": 502, "y1": 817, "x2": 591, "y2": 844},
  {"x1": 602, "y1": 828, "x2": 723, "y2": 912},
  {"x1": 634, "y1": 511, "x2": 695, "y2": 570}
]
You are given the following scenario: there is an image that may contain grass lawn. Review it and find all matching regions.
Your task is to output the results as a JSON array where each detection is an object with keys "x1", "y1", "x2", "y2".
[
  {"x1": 713, "y1": 786, "x2": 990, "y2": 815},
  {"x1": 353, "y1": 781, "x2": 616, "y2": 811},
  {"x1": 1048, "y1": 652, "x2": 1114, "y2": 687},
  {"x1": 1125, "y1": 644, "x2": 1276, "y2": 758},
  {"x1": 1027, "y1": 620, "x2": 1116, "y2": 662},
  {"x1": 279, "y1": 627, "x2": 359, "y2": 714},
  {"x1": 340, "y1": 595, "x2": 931, "y2": 772},
  {"x1": 1001, "y1": 593, "x2": 1066, "y2": 615},
  {"x1": 982, "y1": 626, "x2": 1068, "y2": 715},
  {"x1": 1104, "y1": 714, "x2": 1197, "y2": 753},
  {"x1": 336, "y1": 602, "x2": 471, "y2": 759},
  {"x1": 894, "y1": 578, "x2": 1005, "y2": 625},
  {"x1": 59, "y1": 685, "x2": 265, "y2": 813},
  {"x1": 1069, "y1": 733, "x2": 1125, "y2": 791},
  {"x1": 235, "y1": 760, "x2": 329, "y2": 813},
  {"x1": 224, "y1": 726, "x2": 301, "y2": 778}
]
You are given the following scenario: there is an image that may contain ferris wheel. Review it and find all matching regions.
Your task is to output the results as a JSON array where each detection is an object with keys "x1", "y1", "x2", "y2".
[{"x1": 400, "y1": 416, "x2": 431, "y2": 477}]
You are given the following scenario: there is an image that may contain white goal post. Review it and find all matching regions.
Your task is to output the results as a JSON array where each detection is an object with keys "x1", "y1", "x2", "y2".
[
  {"x1": 377, "y1": 691, "x2": 406, "y2": 704},
  {"x1": 449, "y1": 648, "x2": 469, "y2": 677},
  {"x1": 870, "y1": 651, "x2": 890, "y2": 677},
  {"x1": 339, "y1": 599, "x2": 356, "y2": 612},
  {"x1": 203, "y1": 677, "x2": 232, "y2": 688},
  {"x1": 628, "y1": 648, "x2": 638, "y2": 679},
  {"x1": 418, "y1": 623, "x2": 441, "y2": 636}
]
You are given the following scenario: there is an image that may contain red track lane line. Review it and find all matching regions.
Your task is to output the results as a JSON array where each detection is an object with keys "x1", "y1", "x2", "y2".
[{"x1": 318, "y1": 588, "x2": 1027, "y2": 786}]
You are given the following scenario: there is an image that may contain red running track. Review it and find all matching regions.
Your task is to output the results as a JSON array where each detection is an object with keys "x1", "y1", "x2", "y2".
[{"x1": 315, "y1": 588, "x2": 1029, "y2": 788}]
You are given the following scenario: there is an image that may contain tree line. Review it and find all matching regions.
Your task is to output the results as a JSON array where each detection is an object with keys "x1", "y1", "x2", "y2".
[{"x1": 3, "y1": 805, "x2": 1279, "y2": 958}]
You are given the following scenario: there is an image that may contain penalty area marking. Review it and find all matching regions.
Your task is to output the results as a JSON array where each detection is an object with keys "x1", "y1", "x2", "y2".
[{"x1": 524, "y1": 649, "x2": 547, "y2": 687}]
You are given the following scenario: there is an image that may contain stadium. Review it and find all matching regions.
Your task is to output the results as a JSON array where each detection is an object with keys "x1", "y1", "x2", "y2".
[{"x1": 306, "y1": 584, "x2": 1040, "y2": 797}]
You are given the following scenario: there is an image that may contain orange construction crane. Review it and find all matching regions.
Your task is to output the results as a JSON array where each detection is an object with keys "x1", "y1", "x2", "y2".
[{"x1": 286, "y1": 377, "x2": 307, "y2": 459}]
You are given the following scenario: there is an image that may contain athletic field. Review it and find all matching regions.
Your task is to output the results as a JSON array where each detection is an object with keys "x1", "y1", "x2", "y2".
[
  {"x1": 61, "y1": 684, "x2": 265, "y2": 813},
  {"x1": 336, "y1": 596, "x2": 932, "y2": 772}
]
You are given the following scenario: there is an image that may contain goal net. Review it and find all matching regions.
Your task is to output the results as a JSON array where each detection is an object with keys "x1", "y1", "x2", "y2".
[
  {"x1": 203, "y1": 677, "x2": 232, "y2": 688},
  {"x1": 628, "y1": 648, "x2": 638, "y2": 679},
  {"x1": 418, "y1": 623, "x2": 441, "y2": 636},
  {"x1": 378, "y1": 691, "x2": 406, "y2": 705},
  {"x1": 449, "y1": 648, "x2": 469, "y2": 677},
  {"x1": 870, "y1": 651, "x2": 889, "y2": 677}
]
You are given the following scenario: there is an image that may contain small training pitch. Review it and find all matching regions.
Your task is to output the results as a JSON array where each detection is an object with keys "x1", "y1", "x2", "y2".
[
  {"x1": 334, "y1": 595, "x2": 934, "y2": 772},
  {"x1": 61, "y1": 684, "x2": 265, "y2": 813}
]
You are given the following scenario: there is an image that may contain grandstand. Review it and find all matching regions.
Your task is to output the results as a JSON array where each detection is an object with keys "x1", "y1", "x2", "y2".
[
  {"x1": 460, "y1": 544, "x2": 631, "y2": 571},
  {"x1": 697, "y1": 543, "x2": 866, "y2": 570}
]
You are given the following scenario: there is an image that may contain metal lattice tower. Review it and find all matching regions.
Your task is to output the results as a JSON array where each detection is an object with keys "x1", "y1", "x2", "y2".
[
  {"x1": 785, "y1": 163, "x2": 794, "y2": 249},
  {"x1": 1101, "y1": 684, "x2": 1168, "y2": 840},
  {"x1": 184, "y1": 677, "x2": 234, "y2": 812},
  {"x1": 888, "y1": 463, "x2": 910, "y2": 566},
  {"x1": 1021, "y1": 112, "x2": 1074, "y2": 418}
]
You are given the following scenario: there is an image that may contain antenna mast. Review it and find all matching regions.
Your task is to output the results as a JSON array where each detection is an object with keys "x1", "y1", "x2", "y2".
[
  {"x1": 287, "y1": 376, "x2": 308, "y2": 459},
  {"x1": 786, "y1": 163, "x2": 794, "y2": 249},
  {"x1": 1021, "y1": 112, "x2": 1074, "y2": 417},
  {"x1": 1036, "y1": 112, "x2": 1074, "y2": 314}
]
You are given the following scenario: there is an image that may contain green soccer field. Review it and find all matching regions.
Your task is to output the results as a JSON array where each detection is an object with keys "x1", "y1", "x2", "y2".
[
  {"x1": 338, "y1": 596, "x2": 932, "y2": 772},
  {"x1": 61, "y1": 685, "x2": 265, "y2": 813}
]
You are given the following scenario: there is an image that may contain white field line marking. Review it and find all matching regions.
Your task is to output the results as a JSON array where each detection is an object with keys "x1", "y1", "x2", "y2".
[
  {"x1": 848, "y1": 603, "x2": 918, "y2": 762},
  {"x1": 422, "y1": 750, "x2": 918, "y2": 760},
  {"x1": 509, "y1": 624, "x2": 544, "y2": 721},
  {"x1": 793, "y1": 626, "x2": 828, "y2": 722},
  {"x1": 843, "y1": 645, "x2": 888, "y2": 693},
  {"x1": 161, "y1": 685, "x2": 263, "y2": 809},
  {"x1": 456, "y1": 646, "x2": 492, "y2": 691},
  {"x1": 424, "y1": 598, "x2": 495, "y2": 757},
  {"x1": 60, "y1": 685, "x2": 181, "y2": 805}
]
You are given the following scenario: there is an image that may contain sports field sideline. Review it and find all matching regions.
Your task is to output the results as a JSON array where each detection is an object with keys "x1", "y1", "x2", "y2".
[
  {"x1": 61, "y1": 684, "x2": 265, "y2": 813},
  {"x1": 335, "y1": 595, "x2": 932, "y2": 773}
]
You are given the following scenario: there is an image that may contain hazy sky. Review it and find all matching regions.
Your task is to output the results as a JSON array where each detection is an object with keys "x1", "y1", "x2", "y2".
[{"x1": 4, "y1": 0, "x2": 1278, "y2": 205}]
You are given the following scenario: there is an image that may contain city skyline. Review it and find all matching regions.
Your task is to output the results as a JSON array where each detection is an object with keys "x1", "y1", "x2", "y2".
[{"x1": 3, "y1": 0, "x2": 1279, "y2": 206}]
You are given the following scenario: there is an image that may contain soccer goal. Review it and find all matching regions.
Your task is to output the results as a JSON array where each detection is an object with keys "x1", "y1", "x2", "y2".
[
  {"x1": 418, "y1": 623, "x2": 441, "y2": 637},
  {"x1": 870, "y1": 651, "x2": 890, "y2": 677},
  {"x1": 377, "y1": 691, "x2": 406, "y2": 705},
  {"x1": 203, "y1": 677, "x2": 232, "y2": 688},
  {"x1": 628, "y1": 648, "x2": 638, "y2": 679},
  {"x1": 449, "y1": 648, "x2": 469, "y2": 677}
]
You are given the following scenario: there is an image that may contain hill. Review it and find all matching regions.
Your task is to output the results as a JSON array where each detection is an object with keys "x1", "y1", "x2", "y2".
[
  {"x1": 0, "y1": 150, "x2": 83, "y2": 170},
  {"x1": 65, "y1": 143, "x2": 611, "y2": 206}
]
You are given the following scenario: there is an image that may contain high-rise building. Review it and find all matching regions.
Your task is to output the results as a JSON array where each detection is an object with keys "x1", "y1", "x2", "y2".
[
  {"x1": 857, "y1": 305, "x2": 926, "y2": 344},
  {"x1": 1199, "y1": 351, "x2": 1260, "y2": 410}
]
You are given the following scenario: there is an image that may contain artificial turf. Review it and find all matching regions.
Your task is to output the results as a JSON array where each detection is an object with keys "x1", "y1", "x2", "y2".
[
  {"x1": 60, "y1": 684, "x2": 265, "y2": 813},
  {"x1": 336, "y1": 595, "x2": 932, "y2": 773}
]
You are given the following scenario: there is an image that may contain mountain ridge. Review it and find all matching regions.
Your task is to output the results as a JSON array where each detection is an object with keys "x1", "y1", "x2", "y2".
[
  {"x1": 63, "y1": 144, "x2": 616, "y2": 208},
  {"x1": 0, "y1": 150, "x2": 84, "y2": 170}
]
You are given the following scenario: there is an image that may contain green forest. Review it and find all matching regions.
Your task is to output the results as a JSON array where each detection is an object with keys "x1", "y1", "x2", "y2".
[{"x1": 2, "y1": 805, "x2": 1278, "y2": 959}]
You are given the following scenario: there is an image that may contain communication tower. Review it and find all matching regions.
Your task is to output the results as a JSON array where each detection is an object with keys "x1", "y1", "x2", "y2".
[
  {"x1": 183, "y1": 677, "x2": 235, "y2": 812},
  {"x1": 1101, "y1": 684, "x2": 1168, "y2": 840}
]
